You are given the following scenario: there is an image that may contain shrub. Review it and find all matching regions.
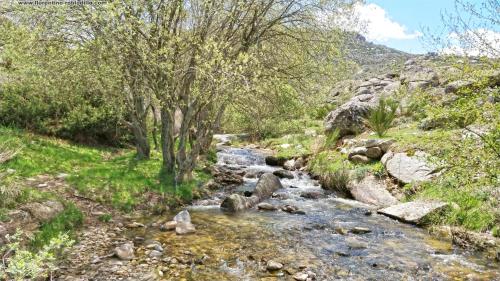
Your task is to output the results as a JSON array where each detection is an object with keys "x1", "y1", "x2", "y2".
[
  {"x1": 366, "y1": 98, "x2": 399, "y2": 137},
  {"x1": 1, "y1": 230, "x2": 74, "y2": 281},
  {"x1": 320, "y1": 168, "x2": 351, "y2": 196}
]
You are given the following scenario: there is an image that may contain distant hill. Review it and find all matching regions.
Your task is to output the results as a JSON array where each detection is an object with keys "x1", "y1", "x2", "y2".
[{"x1": 342, "y1": 33, "x2": 415, "y2": 79}]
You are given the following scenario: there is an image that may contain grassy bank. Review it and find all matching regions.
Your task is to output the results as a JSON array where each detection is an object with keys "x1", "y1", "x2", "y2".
[{"x1": 260, "y1": 120, "x2": 499, "y2": 236}]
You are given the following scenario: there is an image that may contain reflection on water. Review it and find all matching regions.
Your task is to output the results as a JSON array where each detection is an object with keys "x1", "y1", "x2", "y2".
[{"x1": 127, "y1": 146, "x2": 499, "y2": 280}]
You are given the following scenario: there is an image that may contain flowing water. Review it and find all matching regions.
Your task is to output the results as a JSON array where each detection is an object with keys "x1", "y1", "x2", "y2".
[{"x1": 129, "y1": 146, "x2": 499, "y2": 281}]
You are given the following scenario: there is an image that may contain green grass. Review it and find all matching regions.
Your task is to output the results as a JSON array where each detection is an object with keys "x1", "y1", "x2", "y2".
[
  {"x1": 0, "y1": 126, "x2": 211, "y2": 211},
  {"x1": 413, "y1": 181, "x2": 497, "y2": 232},
  {"x1": 31, "y1": 203, "x2": 84, "y2": 250},
  {"x1": 262, "y1": 133, "x2": 316, "y2": 158}
]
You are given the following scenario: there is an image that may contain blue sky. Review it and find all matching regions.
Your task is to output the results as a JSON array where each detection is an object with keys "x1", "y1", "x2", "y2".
[{"x1": 356, "y1": 0, "x2": 493, "y2": 54}]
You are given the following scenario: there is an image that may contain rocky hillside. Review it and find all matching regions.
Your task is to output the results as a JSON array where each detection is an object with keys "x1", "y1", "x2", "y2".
[{"x1": 343, "y1": 33, "x2": 415, "y2": 79}]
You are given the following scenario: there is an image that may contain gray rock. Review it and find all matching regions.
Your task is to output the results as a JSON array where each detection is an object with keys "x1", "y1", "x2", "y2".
[
  {"x1": 266, "y1": 260, "x2": 283, "y2": 271},
  {"x1": 363, "y1": 139, "x2": 394, "y2": 153},
  {"x1": 378, "y1": 201, "x2": 448, "y2": 224},
  {"x1": 366, "y1": 147, "x2": 382, "y2": 159},
  {"x1": 349, "y1": 175, "x2": 398, "y2": 207},
  {"x1": 348, "y1": 147, "x2": 367, "y2": 158},
  {"x1": 293, "y1": 272, "x2": 309, "y2": 281},
  {"x1": 349, "y1": 154, "x2": 370, "y2": 164},
  {"x1": 384, "y1": 152, "x2": 435, "y2": 184},
  {"x1": 161, "y1": 221, "x2": 177, "y2": 231},
  {"x1": 400, "y1": 63, "x2": 439, "y2": 91},
  {"x1": 324, "y1": 94, "x2": 378, "y2": 137},
  {"x1": 294, "y1": 158, "x2": 306, "y2": 170},
  {"x1": 273, "y1": 169, "x2": 294, "y2": 179},
  {"x1": 350, "y1": 227, "x2": 372, "y2": 234},
  {"x1": 253, "y1": 173, "x2": 284, "y2": 199},
  {"x1": 175, "y1": 221, "x2": 196, "y2": 235},
  {"x1": 257, "y1": 202, "x2": 278, "y2": 211},
  {"x1": 115, "y1": 243, "x2": 135, "y2": 260},
  {"x1": 149, "y1": 250, "x2": 163, "y2": 258},
  {"x1": 445, "y1": 80, "x2": 474, "y2": 94},
  {"x1": 174, "y1": 210, "x2": 191, "y2": 223},
  {"x1": 300, "y1": 191, "x2": 325, "y2": 199},
  {"x1": 330, "y1": 198, "x2": 377, "y2": 210},
  {"x1": 265, "y1": 156, "x2": 288, "y2": 166},
  {"x1": 20, "y1": 201, "x2": 64, "y2": 221},
  {"x1": 283, "y1": 159, "x2": 296, "y2": 170},
  {"x1": 221, "y1": 173, "x2": 283, "y2": 212}
]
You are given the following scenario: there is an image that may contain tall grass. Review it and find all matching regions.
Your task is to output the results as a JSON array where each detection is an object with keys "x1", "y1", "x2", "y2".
[{"x1": 366, "y1": 98, "x2": 399, "y2": 137}]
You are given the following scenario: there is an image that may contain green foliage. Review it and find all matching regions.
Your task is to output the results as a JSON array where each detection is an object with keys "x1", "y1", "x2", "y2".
[
  {"x1": 98, "y1": 213, "x2": 112, "y2": 223},
  {"x1": 1, "y1": 230, "x2": 74, "y2": 281},
  {"x1": 366, "y1": 98, "x2": 399, "y2": 137},
  {"x1": 323, "y1": 129, "x2": 340, "y2": 151},
  {"x1": 309, "y1": 151, "x2": 351, "y2": 195},
  {"x1": 31, "y1": 203, "x2": 83, "y2": 249},
  {"x1": 262, "y1": 132, "x2": 318, "y2": 158}
]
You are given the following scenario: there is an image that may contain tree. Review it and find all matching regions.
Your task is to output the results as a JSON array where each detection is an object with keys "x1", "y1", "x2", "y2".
[{"x1": 427, "y1": 0, "x2": 500, "y2": 58}]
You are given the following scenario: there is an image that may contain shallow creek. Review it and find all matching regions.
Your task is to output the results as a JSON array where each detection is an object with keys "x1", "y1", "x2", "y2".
[{"x1": 127, "y1": 147, "x2": 499, "y2": 280}]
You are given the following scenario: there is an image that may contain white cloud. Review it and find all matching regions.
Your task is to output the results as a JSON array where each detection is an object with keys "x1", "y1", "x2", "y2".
[
  {"x1": 338, "y1": 3, "x2": 422, "y2": 42},
  {"x1": 441, "y1": 29, "x2": 500, "y2": 58}
]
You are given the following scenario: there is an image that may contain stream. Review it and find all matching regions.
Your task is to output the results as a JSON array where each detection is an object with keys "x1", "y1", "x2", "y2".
[{"x1": 128, "y1": 146, "x2": 499, "y2": 280}]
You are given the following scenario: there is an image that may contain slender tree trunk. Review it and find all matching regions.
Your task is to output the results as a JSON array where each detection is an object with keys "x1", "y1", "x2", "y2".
[
  {"x1": 160, "y1": 106, "x2": 176, "y2": 175},
  {"x1": 151, "y1": 104, "x2": 160, "y2": 151},
  {"x1": 131, "y1": 119, "x2": 150, "y2": 160}
]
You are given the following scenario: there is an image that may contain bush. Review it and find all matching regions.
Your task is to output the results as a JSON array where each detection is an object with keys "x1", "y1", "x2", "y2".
[
  {"x1": 1, "y1": 230, "x2": 74, "y2": 281},
  {"x1": 366, "y1": 98, "x2": 399, "y2": 137},
  {"x1": 320, "y1": 168, "x2": 351, "y2": 196}
]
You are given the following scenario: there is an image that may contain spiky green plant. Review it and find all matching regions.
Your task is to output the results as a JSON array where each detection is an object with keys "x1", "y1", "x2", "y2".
[{"x1": 366, "y1": 98, "x2": 399, "y2": 137}]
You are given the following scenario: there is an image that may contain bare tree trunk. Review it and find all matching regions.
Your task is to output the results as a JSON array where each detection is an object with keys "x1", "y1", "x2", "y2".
[
  {"x1": 151, "y1": 104, "x2": 160, "y2": 151},
  {"x1": 131, "y1": 117, "x2": 150, "y2": 160},
  {"x1": 160, "y1": 106, "x2": 176, "y2": 175}
]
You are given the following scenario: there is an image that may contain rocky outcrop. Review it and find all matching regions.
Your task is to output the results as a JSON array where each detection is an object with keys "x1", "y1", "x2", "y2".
[
  {"x1": 324, "y1": 94, "x2": 378, "y2": 136},
  {"x1": 400, "y1": 60, "x2": 439, "y2": 91},
  {"x1": 382, "y1": 151, "x2": 436, "y2": 184},
  {"x1": 349, "y1": 175, "x2": 398, "y2": 208},
  {"x1": 378, "y1": 201, "x2": 448, "y2": 224},
  {"x1": 220, "y1": 173, "x2": 283, "y2": 212},
  {"x1": 344, "y1": 139, "x2": 394, "y2": 164}
]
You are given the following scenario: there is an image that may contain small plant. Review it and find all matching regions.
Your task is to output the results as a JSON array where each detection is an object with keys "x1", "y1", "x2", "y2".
[
  {"x1": 366, "y1": 98, "x2": 399, "y2": 137},
  {"x1": 320, "y1": 167, "x2": 351, "y2": 196},
  {"x1": 31, "y1": 203, "x2": 84, "y2": 249},
  {"x1": 1, "y1": 230, "x2": 74, "y2": 281},
  {"x1": 98, "y1": 213, "x2": 112, "y2": 223},
  {"x1": 322, "y1": 129, "x2": 340, "y2": 151},
  {"x1": 371, "y1": 162, "x2": 386, "y2": 178}
]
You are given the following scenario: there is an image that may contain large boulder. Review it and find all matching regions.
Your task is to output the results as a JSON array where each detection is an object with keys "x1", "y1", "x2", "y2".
[
  {"x1": 383, "y1": 152, "x2": 436, "y2": 184},
  {"x1": 378, "y1": 201, "x2": 448, "y2": 224},
  {"x1": 349, "y1": 176, "x2": 398, "y2": 207},
  {"x1": 253, "y1": 173, "x2": 284, "y2": 199},
  {"x1": 324, "y1": 94, "x2": 378, "y2": 136},
  {"x1": 221, "y1": 173, "x2": 283, "y2": 212}
]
